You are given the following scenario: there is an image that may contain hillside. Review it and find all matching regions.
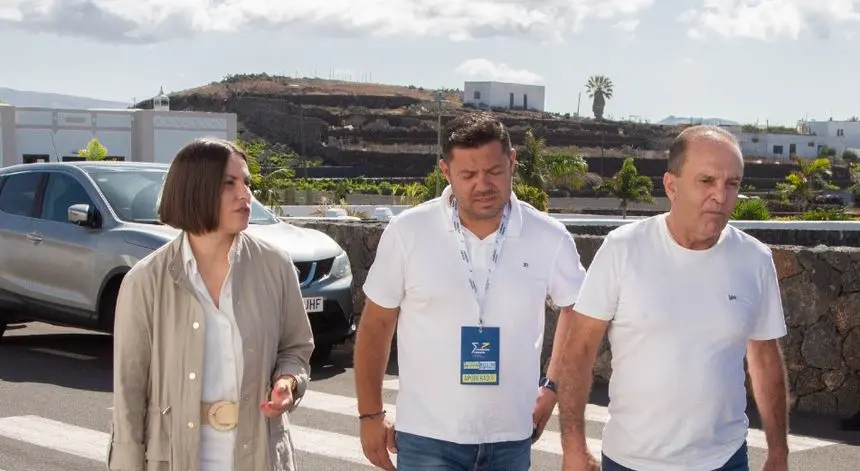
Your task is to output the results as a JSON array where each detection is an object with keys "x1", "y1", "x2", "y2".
[
  {"x1": 136, "y1": 73, "x2": 685, "y2": 177},
  {"x1": 0, "y1": 87, "x2": 129, "y2": 109}
]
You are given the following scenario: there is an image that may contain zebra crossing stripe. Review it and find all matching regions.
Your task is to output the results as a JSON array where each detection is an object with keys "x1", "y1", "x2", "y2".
[
  {"x1": 300, "y1": 389, "x2": 603, "y2": 456},
  {"x1": 382, "y1": 379, "x2": 609, "y2": 422},
  {"x1": 0, "y1": 415, "x2": 387, "y2": 466},
  {"x1": 378, "y1": 380, "x2": 839, "y2": 452},
  {"x1": 0, "y1": 415, "x2": 106, "y2": 461}
]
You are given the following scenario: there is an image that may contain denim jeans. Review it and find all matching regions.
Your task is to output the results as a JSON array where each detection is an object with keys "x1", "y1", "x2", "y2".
[
  {"x1": 602, "y1": 441, "x2": 749, "y2": 471},
  {"x1": 395, "y1": 430, "x2": 531, "y2": 471}
]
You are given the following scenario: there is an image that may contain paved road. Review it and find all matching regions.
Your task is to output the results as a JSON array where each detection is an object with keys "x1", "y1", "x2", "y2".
[{"x1": 0, "y1": 323, "x2": 858, "y2": 470}]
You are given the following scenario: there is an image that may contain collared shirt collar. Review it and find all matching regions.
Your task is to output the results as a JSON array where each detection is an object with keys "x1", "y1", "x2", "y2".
[
  {"x1": 439, "y1": 184, "x2": 523, "y2": 237},
  {"x1": 181, "y1": 232, "x2": 240, "y2": 276}
]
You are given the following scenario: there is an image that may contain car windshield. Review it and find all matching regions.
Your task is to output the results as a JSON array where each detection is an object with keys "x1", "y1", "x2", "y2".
[{"x1": 86, "y1": 169, "x2": 279, "y2": 225}]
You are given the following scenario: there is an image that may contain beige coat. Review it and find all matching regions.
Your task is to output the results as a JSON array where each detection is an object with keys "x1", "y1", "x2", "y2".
[{"x1": 107, "y1": 231, "x2": 315, "y2": 471}]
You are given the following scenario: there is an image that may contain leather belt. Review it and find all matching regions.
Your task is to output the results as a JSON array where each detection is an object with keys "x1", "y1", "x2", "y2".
[{"x1": 201, "y1": 400, "x2": 239, "y2": 431}]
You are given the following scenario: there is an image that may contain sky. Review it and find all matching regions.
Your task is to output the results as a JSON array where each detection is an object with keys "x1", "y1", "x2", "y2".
[{"x1": 0, "y1": 0, "x2": 858, "y2": 127}]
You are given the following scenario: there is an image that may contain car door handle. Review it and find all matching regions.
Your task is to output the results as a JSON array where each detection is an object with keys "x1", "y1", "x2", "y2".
[{"x1": 26, "y1": 232, "x2": 43, "y2": 243}]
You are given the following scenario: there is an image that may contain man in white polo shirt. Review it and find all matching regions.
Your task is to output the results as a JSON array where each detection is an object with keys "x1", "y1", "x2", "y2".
[
  {"x1": 354, "y1": 111, "x2": 587, "y2": 470},
  {"x1": 557, "y1": 125, "x2": 789, "y2": 471}
]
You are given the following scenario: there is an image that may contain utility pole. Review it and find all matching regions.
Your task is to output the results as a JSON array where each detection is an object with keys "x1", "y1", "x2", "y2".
[{"x1": 435, "y1": 90, "x2": 443, "y2": 196}]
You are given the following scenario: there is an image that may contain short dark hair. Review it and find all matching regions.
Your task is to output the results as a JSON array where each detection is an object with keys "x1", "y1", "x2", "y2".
[
  {"x1": 667, "y1": 125, "x2": 740, "y2": 175},
  {"x1": 441, "y1": 112, "x2": 512, "y2": 162},
  {"x1": 158, "y1": 137, "x2": 248, "y2": 235}
]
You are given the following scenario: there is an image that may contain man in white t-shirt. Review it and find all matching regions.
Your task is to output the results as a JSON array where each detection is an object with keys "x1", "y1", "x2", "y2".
[
  {"x1": 557, "y1": 125, "x2": 789, "y2": 471},
  {"x1": 353, "y1": 112, "x2": 587, "y2": 470}
]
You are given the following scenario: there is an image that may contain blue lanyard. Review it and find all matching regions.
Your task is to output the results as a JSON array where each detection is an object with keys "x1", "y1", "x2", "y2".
[{"x1": 450, "y1": 198, "x2": 511, "y2": 330}]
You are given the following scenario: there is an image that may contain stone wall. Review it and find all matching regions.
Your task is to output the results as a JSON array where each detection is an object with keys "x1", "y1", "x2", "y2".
[{"x1": 292, "y1": 220, "x2": 860, "y2": 419}]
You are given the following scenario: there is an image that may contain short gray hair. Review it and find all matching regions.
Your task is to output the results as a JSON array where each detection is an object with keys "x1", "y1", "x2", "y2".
[{"x1": 667, "y1": 125, "x2": 740, "y2": 175}]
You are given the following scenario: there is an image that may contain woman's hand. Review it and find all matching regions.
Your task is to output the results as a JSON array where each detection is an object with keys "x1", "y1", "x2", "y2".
[{"x1": 261, "y1": 375, "x2": 296, "y2": 418}]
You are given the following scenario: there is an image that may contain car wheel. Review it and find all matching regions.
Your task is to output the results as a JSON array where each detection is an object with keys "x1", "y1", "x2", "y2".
[{"x1": 310, "y1": 344, "x2": 333, "y2": 364}]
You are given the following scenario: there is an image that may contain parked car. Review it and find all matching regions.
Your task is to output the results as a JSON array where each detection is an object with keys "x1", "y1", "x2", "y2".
[{"x1": 0, "y1": 161, "x2": 356, "y2": 362}]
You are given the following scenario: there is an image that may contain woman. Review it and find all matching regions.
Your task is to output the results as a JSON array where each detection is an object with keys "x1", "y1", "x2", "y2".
[{"x1": 107, "y1": 138, "x2": 315, "y2": 471}]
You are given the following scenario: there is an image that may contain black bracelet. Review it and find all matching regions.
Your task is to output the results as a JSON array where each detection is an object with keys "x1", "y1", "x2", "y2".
[{"x1": 358, "y1": 410, "x2": 386, "y2": 420}]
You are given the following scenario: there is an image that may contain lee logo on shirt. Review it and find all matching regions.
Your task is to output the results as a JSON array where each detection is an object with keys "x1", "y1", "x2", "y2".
[{"x1": 728, "y1": 294, "x2": 737, "y2": 301}]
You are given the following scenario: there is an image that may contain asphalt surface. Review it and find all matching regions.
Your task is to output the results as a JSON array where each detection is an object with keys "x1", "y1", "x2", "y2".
[{"x1": 0, "y1": 322, "x2": 858, "y2": 470}]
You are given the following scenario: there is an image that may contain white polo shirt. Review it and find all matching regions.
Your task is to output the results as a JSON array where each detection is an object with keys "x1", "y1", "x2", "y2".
[
  {"x1": 574, "y1": 213, "x2": 787, "y2": 471},
  {"x1": 363, "y1": 185, "x2": 587, "y2": 445}
]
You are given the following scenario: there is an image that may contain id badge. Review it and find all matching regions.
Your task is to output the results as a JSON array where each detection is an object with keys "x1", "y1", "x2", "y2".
[{"x1": 460, "y1": 326, "x2": 500, "y2": 385}]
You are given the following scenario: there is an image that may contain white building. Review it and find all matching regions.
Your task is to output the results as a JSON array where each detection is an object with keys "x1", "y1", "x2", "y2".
[
  {"x1": 463, "y1": 81, "x2": 545, "y2": 112},
  {"x1": 798, "y1": 119, "x2": 860, "y2": 150},
  {"x1": 0, "y1": 89, "x2": 237, "y2": 168},
  {"x1": 722, "y1": 124, "x2": 848, "y2": 160}
]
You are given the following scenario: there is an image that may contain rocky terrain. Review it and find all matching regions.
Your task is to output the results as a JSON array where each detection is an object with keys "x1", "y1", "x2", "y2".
[
  {"x1": 136, "y1": 74, "x2": 856, "y2": 191},
  {"x1": 136, "y1": 74, "x2": 682, "y2": 171}
]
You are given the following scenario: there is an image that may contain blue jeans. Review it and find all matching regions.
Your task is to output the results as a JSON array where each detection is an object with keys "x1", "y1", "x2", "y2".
[
  {"x1": 602, "y1": 441, "x2": 749, "y2": 471},
  {"x1": 395, "y1": 431, "x2": 531, "y2": 471}
]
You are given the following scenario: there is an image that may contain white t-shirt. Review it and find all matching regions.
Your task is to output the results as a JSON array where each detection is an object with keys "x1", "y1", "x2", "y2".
[
  {"x1": 574, "y1": 213, "x2": 787, "y2": 471},
  {"x1": 363, "y1": 185, "x2": 587, "y2": 444}
]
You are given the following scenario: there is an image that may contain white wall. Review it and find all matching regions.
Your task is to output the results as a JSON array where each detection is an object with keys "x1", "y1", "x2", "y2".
[
  {"x1": 0, "y1": 105, "x2": 237, "y2": 167},
  {"x1": 153, "y1": 129, "x2": 228, "y2": 163},
  {"x1": 463, "y1": 81, "x2": 545, "y2": 112},
  {"x1": 735, "y1": 132, "x2": 846, "y2": 159},
  {"x1": 802, "y1": 120, "x2": 860, "y2": 150}
]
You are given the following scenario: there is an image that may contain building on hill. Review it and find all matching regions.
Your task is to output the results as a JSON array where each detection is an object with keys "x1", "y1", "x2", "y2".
[
  {"x1": 0, "y1": 88, "x2": 237, "y2": 168},
  {"x1": 463, "y1": 81, "x2": 545, "y2": 112},
  {"x1": 798, "y1": 118, "x2": 860, "y2": 150},
  {"x1": 720, "y1": 123, "x2": 850, "y2": 160}
]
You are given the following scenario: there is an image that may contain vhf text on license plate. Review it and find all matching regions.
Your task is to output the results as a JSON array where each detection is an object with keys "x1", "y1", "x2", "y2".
[{"x1": 303, "y1": 297, "x2": 324, "y2": 313}]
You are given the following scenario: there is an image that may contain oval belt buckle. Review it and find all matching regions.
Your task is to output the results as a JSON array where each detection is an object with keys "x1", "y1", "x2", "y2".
[{"x1": 208, "y1": 400, "x2": 237, "y2": 432}]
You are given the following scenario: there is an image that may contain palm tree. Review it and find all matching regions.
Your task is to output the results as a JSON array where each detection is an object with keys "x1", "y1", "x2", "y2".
[
  {"x1": 598, "y1": 157, "x2": 654, "y2": 218},
  {"x1": 775, "y1": 156, "x2": 838, "y2": 202},
  {"x1": 515, "y1": 129, "x2": 589, "y2": 191},
  {"x1": 586, "y1": 75, "x2": 614, "y2": 120}
]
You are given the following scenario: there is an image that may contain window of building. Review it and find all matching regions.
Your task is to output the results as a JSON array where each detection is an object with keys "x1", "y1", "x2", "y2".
[
  {"x1": 773, "y1": 145, "x2": 784, "y2": 155},
  {"x1": 22, "y1": 154, "x2": 49, "y2": 164},
  {"x1": 473, "y1": 91, "x2": 481, "y2": 100}
]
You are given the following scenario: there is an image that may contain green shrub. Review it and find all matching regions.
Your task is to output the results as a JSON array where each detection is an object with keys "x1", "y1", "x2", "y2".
[
  {"x1": 796, "y1": 208, "x2": 852, "y2": 221},
  {"x1": 730, "y1": 198, "x2": 770, "y2": 220},
  {"x1": 514, "y1": 183, "x2": 549, "y2": 211}
]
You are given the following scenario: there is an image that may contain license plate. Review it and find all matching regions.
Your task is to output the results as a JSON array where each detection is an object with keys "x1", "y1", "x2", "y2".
[{"x1": 303, "y1": 297, "x2": 324, "y2": 313}]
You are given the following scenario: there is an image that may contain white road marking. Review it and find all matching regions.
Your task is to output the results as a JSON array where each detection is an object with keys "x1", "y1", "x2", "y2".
[
  {"x1": 0, "y1": 415, "x2": 390, "y2": 467},
  {"x1": 300, "y1": 390, "x2": 603, "y2": 456},
  {"x1": 0, "y1": 389, "x2": 840, "y2": 468},
  {"x1": 30, "y1": 348, "x2": 97, "y2": 361},
  {"x1": 0, "y1": 415, "x2": 107, "y2": 461},
  {"x1": 379, "y1": 379, "x2": 838, "y2": 452},
  {"x1": 292, "y1": 425, "x2": 394, "y2": 467}
]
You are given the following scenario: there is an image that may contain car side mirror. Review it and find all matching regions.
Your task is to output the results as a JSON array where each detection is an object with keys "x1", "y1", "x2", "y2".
[{"x1": 68, "y1": 203, "x2": 99, "y2": 227}]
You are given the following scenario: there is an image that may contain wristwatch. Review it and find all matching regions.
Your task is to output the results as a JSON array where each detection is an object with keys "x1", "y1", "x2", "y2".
[{"x1": 539, "y1": 377, "x2": 558, "y2": 394}]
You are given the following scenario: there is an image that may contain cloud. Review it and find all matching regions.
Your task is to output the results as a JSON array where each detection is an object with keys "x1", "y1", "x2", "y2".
[
  {"x1": 613, "y1": 19, "x2": 640, "y2": 32},
  {"x1": 454, "y1": 59, "x2": 544, "y2": 84},
  {"x1": 0, "y1": 0, "x2": 655, "y2": 44},
  {"x1": 680, "y1": 0, "x2": 860, "y2": 41}
]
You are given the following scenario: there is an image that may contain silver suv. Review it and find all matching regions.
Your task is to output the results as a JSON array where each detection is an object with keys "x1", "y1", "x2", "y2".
[{"x1": 0, "y1": 161, "x2": 356, "y2": 362}]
